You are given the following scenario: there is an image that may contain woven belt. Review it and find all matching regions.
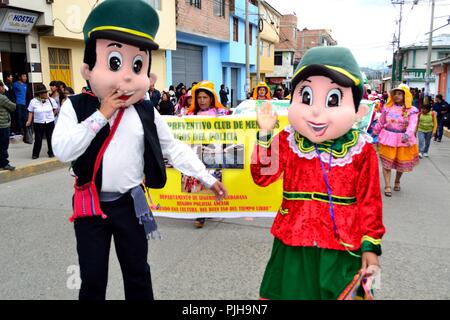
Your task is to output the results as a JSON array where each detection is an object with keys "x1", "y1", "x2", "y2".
[
  {"x1": 283, "y1": 191, "x2": 356, "y2": 206},
  {"x1": 384, "y1": 127, "x2": 406, "y2": 133}
]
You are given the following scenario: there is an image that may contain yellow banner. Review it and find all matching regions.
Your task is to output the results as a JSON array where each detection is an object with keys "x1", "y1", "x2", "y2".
[{"x1": 150, "y1": 115, "x2": 290, "y2": 219}]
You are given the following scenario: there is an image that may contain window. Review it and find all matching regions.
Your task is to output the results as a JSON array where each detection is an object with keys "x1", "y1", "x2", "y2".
[
  {"x1": 48, "y1": 48, "x2": 72, "y2": 87},
  {"x1": 274, "y1": 52, "x2": 282, "y2": 66},
  {"x1": 233, "y1": 17, "x2": 239, "y2": 42},
  {"x1": 213, "y1": 0, "x2": 225, "y2": 17},
  {"x1": 249, "y1": 25, "x2": 253, "y2": 46},
  {"x1": 189, "y1": 0, "x2": 201, "y2": 9},
  {"x1": 268, "y1": 43, "x2": 272, "y2": 57},
  {"x1": 147, "y1": 0, "x2": 161, "y2": 10},
  {"x1": 259, "y1": 40, "x2": 264, "y2": 56}
]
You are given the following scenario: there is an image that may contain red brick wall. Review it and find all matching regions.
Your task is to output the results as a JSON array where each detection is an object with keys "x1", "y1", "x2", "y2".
[
  {"x1": 176, "y1": 0, "x2": 230, "y2": 41},
  {"x1": 276, "y1": 14, "x2": 297, "y2": 51}
]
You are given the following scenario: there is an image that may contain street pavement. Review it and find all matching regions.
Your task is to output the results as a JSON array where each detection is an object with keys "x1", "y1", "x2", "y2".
[{"x1": 0, "y1": 137, "x2": 449, "y2": 300}]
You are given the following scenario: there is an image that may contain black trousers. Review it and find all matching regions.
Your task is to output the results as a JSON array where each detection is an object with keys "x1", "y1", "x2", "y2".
[
  {"x1": 32, "y1": 122, "x2": 54, "y2": 158},
  {"x1": 74, "y1": 193, "x2": 153, "y2": 300},
  {"x1": 0, "y1": 127, "x2": 10, "y2": 167}
]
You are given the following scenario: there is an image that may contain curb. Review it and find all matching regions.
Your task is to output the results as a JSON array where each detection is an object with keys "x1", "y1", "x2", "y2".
[{"x1": 0, "y1": 159, "x2": 69, "y2": 184}]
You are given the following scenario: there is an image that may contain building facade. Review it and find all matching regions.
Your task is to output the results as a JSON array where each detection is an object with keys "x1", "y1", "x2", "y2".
[
  {"x1": 173, "y1": 0, "x2": 231, "y2": 92},
  {"x1": 266, "y1": 14, "x2": 296, "y2": 90},
  {"x1": 431, "y1": 56, "x2": 450, "y2": 100},
  {"x1": 393, "y1": 34, "x2": 450, "y2": 95},
  {"x1": 173, "y1": 0, "x2": 257, "y2": 106},
  {"x1": 250, "y1": 0, "x2": 281, "y2": 89},
  {"x1": 0, "y1": 0, "x2": 53, "y2": 93},
  {"x1": 295, "y1": 28, "x2": 337, "y2": 66}
]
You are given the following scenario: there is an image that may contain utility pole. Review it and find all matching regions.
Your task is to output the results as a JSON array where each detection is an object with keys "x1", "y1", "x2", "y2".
[
  {"x1": 425, "y1": 0, "x2": 435, "y2": 99},
  {"x1": 245, "y1": 0, "x2": 251, "y2": 98},
  {"x1": 391, "y1": 0, "x2": 405, "y2": 86},
  {"x1": 256, "y1": 0, "x2": 261, "y2": 83}
]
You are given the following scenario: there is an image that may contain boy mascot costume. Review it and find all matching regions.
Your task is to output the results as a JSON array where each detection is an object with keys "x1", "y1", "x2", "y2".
[
  {"x1": 52, "y1": 0, "x2": 226, "y2": 300},
  {"x1": 252, "y1": 46, "x2": 385, "y2": 299}
]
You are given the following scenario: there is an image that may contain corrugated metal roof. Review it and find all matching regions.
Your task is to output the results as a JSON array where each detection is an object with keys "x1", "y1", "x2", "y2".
[{"x1": 403, "y1": 33, "x2": 450, "y2": 49}]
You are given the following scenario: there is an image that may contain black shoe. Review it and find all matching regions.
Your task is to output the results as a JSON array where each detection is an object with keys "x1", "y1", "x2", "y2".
[
  {"x1": 437, "y1": 139, "x2": 442, "y2": 142},
  {"x1": 1, "y1": 164, "x2": 15, "y2": 171},
  {"x1": 32, "y1": 155, "x2": 39, "y2": 159},
  {"x1": 194, "y1": 218, "x2": 206, "y2": 228},
  {"x1": 48, "y1": 154, "x2": 55, "y2": 158}
]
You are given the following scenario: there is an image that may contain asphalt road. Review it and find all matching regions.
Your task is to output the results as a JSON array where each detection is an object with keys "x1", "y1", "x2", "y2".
[{"x1": 0, "y1": 138, "x2": 449, "y2": 300}]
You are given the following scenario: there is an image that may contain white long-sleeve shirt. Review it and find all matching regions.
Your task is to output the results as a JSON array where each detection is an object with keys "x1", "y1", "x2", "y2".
[{"x1": 52, "y1": 98, "x2": 216, "y2": 193}]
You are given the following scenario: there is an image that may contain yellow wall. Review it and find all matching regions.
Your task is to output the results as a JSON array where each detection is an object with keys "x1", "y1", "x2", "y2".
[
  {"x1": 51, "y1": 0, "x2": 176, "y2": 50},
  {"x1": 259, "y1": 4, "x2": 280, "y2": 44},
  {"x1": 260, "y1": 40, "x2": 275, "y2": 74},
  {"x1": 40, "y1": 37, "x2": 167, "y2": 93},
  {"x1": 42, "y1": 0, "x2": 175, "y2": 92},
  {"x1": 40, "y1": 37, "x2": 85, "y2": 93},
  {"x1": 256, "y1": 3, "x2": 280, "y2": 76}
]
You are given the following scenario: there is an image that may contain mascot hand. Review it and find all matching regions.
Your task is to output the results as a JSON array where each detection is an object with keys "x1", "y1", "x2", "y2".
[
  {"x1": 256, "y1": 101, "x2": 278, "y2": 132},
  {"x1": 361, "y1": 251, "x2": 379, "y2": 276},
  {"x1": 99, "y1": 86, "x2": 127, "y2": 120}
]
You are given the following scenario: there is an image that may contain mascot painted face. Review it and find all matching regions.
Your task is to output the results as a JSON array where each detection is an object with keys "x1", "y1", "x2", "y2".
[
  {"x1": 80, "y1": 0, "x2": 160, "y2": 105},
  {"x1": 288, "y1": 46, "x2": 368, "y2": 143}
]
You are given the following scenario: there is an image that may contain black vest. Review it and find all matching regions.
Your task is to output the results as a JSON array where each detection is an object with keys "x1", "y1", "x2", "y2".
[{"x1": 70, "y1": 93, "x2": 167, "y2": 190}]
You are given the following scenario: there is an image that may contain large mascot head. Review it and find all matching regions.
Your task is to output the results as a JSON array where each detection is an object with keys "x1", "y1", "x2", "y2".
[
  {"x1": 81, "y1": 0, "x2": 159, "y2": 106},
  {"x1": 288, "y1": 46, "x2": 367, "y2": 143}
]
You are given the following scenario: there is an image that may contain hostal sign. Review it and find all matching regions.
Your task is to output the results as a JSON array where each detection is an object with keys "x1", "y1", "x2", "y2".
[{"x1": 0, "y1": 9, "x2": 39, "y2": 34}]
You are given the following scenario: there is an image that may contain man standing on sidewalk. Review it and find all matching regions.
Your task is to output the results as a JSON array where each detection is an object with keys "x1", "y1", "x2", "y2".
[
  {"x1": 432, "y1": 94, "x2": 449, "y2": 142},
  {"x1": 0, "y1": 80, "x2": 16, "y2": 171},
  {"x1": 13, "y1": 73, "x2": 28, "y2": 136}
]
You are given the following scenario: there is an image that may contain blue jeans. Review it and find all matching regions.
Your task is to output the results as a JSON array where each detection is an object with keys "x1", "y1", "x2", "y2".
[
  {"x1": 0, "y1": 127, "x2": 10, "y2": 167},
  {"x1": 418, "y1": 131, "x2": 432, "y2": 154}
]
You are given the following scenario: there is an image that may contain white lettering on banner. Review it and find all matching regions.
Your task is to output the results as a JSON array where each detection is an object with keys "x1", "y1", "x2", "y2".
[{"x1": 0, "y1": 10, "x2": 39, "y2": 34}]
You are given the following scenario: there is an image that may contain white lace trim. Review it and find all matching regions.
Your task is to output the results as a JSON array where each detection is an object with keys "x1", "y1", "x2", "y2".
[{"x1": 284, "y1": 125, "x2": 373, "y2": 167}]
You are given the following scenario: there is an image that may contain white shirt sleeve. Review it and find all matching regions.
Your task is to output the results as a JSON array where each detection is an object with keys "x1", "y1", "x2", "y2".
[
  {"x1": 52, "y1": 98, "x2": 108, "y2": 163},
  {"x1": 27, "y1": 99, "x2": 36, "y2": 112},
  {"x1": 154, "y1": 110, "x2": 217, "y2": 188}
]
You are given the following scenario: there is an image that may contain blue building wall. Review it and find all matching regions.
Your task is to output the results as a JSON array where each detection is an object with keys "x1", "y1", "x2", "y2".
[
  {"x1": 221, "y1": 0, "x2": 258, "y2": 102},
  {"x1": 174, "y1": 32, "x2": 226, "y2": 94},
  {"x1": 167, "y1": 1, "x2": 259, "y2": 105},
  {"x1": 165, "y1": 50, "x2": 173, "y2": 88}
]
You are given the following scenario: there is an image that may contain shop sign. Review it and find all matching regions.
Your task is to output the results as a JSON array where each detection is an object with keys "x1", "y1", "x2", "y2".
[{"x1": 0, "y1": 10, "x2": 39, "y2": 34}]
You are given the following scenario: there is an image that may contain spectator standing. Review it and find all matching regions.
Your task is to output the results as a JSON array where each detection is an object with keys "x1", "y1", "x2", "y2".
[
  {"x1": 148, "y1": 83, "x2": 161, "y2": 108},
  {"x1": 432, "y1": 94, "x2": 449, "y2": 142},
  {"x1": 0, "y1": 80, "x2": 16, "y2": 170},
  {"x1": 26, "y1": 84, "x2": 57, "y2": 159},
  {"x1": 219, "y1": 84, "x2": 229, "y2": 107},
  {"x1": 416, "y1": 104, "x2": 437, "y2": 158},
  {"x1": 157, "y1": 90, "x2": 175, "y2": 115},
  {"x1": 13, "y1": 72, "x2": 28, "y2": 135}
]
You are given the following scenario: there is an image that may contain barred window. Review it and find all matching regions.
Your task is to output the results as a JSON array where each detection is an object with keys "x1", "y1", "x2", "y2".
[
  {"x1": 213, "y1": 0, "x2": 225, "y2": 17},
  {"x1": 188, "y1": 0, "x2": 201, "y2": 9},
  {"x1": 48, "y1": 48, "x2": 72, "y2": 87}
]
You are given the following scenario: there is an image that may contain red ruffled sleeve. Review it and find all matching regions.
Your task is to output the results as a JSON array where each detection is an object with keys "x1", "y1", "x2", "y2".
[
  {"x1": 250, "y1": 130, "x2": 288, "y2": 187},
  {"x1": 357, "y1": 143, "x2": 386, "y2": 255}
]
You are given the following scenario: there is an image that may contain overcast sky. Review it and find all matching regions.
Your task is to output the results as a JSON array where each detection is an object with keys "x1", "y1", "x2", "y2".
[{"x1": 265, "y1": 0, "x2": 450, "y2": 69}]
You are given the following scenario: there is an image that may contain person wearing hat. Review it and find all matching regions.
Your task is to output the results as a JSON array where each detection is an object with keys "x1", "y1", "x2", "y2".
[
  {"x1": 188, "y1": 81, "x2": 228, "y2": 116},
  {"x1": 51, "y1": 0, "x2": 227, "y2": 300},
  {"x1": 252, "y1": 82, "x2": 271, "y2": 100},
  {"x1": 25, "y1": 84, "x2": 58, "y2": 159},
  {"x1": 372, "y1": 83, "x2": 419, "y2": 196},
  {"x1": 251, "y1": 46, "x2": 384, "y2": 299},
  {"x1": 0, "y1": 80, "x2": 16, "y2": 170}
]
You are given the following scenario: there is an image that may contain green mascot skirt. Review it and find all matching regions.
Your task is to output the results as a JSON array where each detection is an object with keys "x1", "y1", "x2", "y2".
[{"x1": 260, "y1": 238, "x2": 361, "y2": 300}]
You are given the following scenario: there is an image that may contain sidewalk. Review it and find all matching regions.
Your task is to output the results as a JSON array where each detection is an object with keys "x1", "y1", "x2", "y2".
[{"x1": 0, "y1": 135, "x2": 69, "y2": 184}]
